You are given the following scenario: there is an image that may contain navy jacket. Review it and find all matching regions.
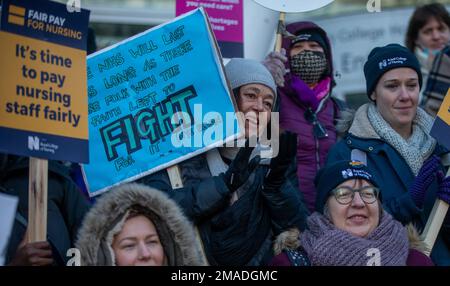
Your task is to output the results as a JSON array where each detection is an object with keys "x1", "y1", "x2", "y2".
[{"x1": 326, "y1": 105, "x2": 450, "y2": 265}]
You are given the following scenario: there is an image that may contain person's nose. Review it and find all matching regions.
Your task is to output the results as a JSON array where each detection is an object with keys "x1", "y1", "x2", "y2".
[
  {"x1": 398, "y1": 85, "x2": 411, "y2": 101},
  {"x1": 431, "y1": 29, "x2": 441, "y2": 40},
  {"x1": 137, "y1": 242, "x2": 151, "y2": 260},
  {"x1": 351, "y1": 191, "x2": 365, "y2": 207},
  {"x1": 254, "y1": 98, "x2": 265, "y2": 112}
]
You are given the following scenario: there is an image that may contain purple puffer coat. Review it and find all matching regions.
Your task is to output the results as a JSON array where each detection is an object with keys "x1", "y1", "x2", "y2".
[{"x1": 279, "y1": 22, "x2": 339, "y2": 212}]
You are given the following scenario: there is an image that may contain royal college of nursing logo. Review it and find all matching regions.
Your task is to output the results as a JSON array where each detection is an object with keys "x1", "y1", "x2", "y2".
[
  {"x1": 378, "y1": 57, "x2": 407, "y2": 70},
  {"x1": 341, "y1": 161, "x2": 367, "y2": 179}
]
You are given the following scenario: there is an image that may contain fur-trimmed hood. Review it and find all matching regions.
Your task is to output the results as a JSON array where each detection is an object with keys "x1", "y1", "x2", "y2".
[
  {"x1": 75, "y1": 183, "x2": 207, "y2": 266},
  {"x1": 336, "y1": 103, "x2": 380, "y2": 139},
  {"x1": 273, "y1": 223, "x2": 430, "y2": 256}
]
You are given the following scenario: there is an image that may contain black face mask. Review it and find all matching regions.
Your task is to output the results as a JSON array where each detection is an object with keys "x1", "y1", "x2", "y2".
[{"x1": 290, "y1": 50, "x2": 328, "y2": 85}]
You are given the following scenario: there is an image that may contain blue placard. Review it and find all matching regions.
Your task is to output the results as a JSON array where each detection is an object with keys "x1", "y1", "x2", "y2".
[
  {"x1": 1, "y1": 0, "x2": 90, "y2": 50},
  {"x1": 82, "y1": 8, "x2": 240, "y2": 196}
]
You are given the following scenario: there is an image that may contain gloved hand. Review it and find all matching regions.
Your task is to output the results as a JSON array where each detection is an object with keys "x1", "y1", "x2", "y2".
[
  {"x1": 263, "y1": 131, "x2": 297, "y2": 192},
  {"x1": 409, "y1": 155, "x2": 441, "y2": 208},
  {"x1": 263, "y1": 49, "x2": 288, "y2": 87},
  {"x1": 221, "y1": 139, "x2": 261, "y2": 192},
  {"x1": 437, "y1": 170, "x2": 450, "y2": 204},
  {"x1": 291, "y1": 75, "x2": 321, "y2": 111}
]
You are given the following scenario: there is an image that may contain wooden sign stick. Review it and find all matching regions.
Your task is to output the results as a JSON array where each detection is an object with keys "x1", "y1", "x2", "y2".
[
  {"x1": 27, "y1": 157, "x2": 48, "y2": 243},
  {"x1": 166, "y1": 165, "x2": 209, "y2": 265},
  {"x1": 275, "y1": 12, "x2": 286, "y2": 53},
  {"x1": 420, "y1": 168, "x2": 450, "y2": 256}
]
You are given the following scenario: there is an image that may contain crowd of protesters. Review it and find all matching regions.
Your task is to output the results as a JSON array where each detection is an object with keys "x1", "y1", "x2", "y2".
[{"x1": 2, "y1": 3, "x2": 450, "y2": 267}]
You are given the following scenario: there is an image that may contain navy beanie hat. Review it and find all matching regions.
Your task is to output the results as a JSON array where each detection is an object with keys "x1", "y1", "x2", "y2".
[
  {"x1": 315, "y1": 160, "x2": 380, "y2": 213},
  {"x1": 363, "y1": 43, "x2": 422, "y2": 100}
]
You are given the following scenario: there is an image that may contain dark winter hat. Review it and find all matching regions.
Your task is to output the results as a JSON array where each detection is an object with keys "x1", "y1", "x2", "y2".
[
  {"x1": 315, "y1": 160, "x2": 380, "y2": 213},
  {"x1": 364, "y1": 43, "x2": 422, "y2": 99},
  {"x1": 291, "y1": 29, "x2": 328, "y2": 58},
  {"x1": 291, "y1": 29, "x2": 328, "y2": 54},
  {"x1": 225, "y1": 58, "x2": 277, "y2": 98}
]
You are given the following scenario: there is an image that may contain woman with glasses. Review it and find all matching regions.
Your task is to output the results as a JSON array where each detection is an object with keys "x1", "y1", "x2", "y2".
[
  {"x1": 326, "y1": 44, "x2": 450, "y2": 265},
  {"x1": 270, "y1": 160, "x2": 434, "y2": 266}
]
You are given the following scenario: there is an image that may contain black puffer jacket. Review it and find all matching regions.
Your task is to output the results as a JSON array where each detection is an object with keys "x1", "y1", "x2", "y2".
[{"x1": 138, "y1": 149, "x2": 308, "y2": 266}]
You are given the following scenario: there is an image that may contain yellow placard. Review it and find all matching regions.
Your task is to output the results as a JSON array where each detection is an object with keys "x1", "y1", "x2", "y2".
[
  {"x1": 0, "y1": 31, "x2": 88, "y2": 140},
  {"x1": 436, "y1": 88, "x2": 450, "y2": 126}
]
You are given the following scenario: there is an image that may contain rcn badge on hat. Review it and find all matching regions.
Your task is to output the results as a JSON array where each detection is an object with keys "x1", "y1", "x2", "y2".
[
  {"x1": 341, "y1": 161, "x2": 372, "y2": 181},
  {"x1": 378, "y1": 57, "x2": 408, "y2": 70}
]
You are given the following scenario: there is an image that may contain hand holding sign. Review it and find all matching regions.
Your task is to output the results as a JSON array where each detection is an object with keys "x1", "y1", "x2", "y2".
[
  {"x1": 8, "y1": 230, "x2": 53, "y2": 266},
  {"x1": 263, "y1": 49, "x2": 288, "y2": 87},
  {"x1": 436, "y1": 171, "x2": 450, "y2": 204},
  {"x1": 409, "y1": 155, "x2": 441, "y2": 209}
]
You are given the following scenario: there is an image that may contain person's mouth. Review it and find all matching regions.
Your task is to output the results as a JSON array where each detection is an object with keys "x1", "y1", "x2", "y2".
[
  {"x1": 348, "y1": 214, "x2": 368, "y2": 223},
  {"x1": 394, "y1": 106, "x2": 413, "y2": 112}
]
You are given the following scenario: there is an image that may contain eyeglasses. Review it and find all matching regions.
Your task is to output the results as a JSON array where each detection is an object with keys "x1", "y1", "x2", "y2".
[{"x1": 331, "y1": 186, "x2": 380, "y2": 205}]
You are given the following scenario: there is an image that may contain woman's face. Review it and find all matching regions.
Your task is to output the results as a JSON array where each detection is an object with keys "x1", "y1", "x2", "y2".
[
  {"x1": 416, "y1": 17, "x2": 450, "y2": 51},
  {"x1": 327, "y1": 179, "x2": 380, "y2": 238},
  {"x1": 290, "y1": 40, "x2": 324, "y2": 57},
  {"x1": 236, "y1": 83, "x2": 274, "y2": 138},
  {"x1": 112, "y1": 215, "x2": 167, "y2": 266},
  {"x1": 371, "y1": 68, "x2": 419, "y2": 136}
]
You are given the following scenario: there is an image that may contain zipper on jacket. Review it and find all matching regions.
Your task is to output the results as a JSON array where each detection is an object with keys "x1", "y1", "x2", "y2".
[{"x1": 315, "y1": 137, "x2": 321, "y2": 171}]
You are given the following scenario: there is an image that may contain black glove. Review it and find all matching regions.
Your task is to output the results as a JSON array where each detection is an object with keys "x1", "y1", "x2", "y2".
[
  {"x1": 221, "y1": 140, "x2": 261, "y2": 192},
  {"x1": 263, "y1": 131, "x2": 297, "y2": 191}
]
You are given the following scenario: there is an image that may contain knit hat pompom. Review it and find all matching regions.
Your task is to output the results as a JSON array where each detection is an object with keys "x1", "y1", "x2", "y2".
[
  {"x1": 363, "y1": 43, "x2": 422, "y2": 100},
  {"x1": 315, "y1": 160, "x2": 380, "y2": 213}
]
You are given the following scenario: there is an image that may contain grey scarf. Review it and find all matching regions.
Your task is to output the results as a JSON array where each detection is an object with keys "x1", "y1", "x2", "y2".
[
  {"x1": 367, "y1": 104, "x2": 436, "y2": 175},
  {"x1": 300, "y1": 212, "x2": 409, "y2": 266}
]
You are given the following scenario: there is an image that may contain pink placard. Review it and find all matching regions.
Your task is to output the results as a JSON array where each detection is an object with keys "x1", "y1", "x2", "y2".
[{"x1": 176, "y1": 0, "x2": 243, "y2": 57}]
